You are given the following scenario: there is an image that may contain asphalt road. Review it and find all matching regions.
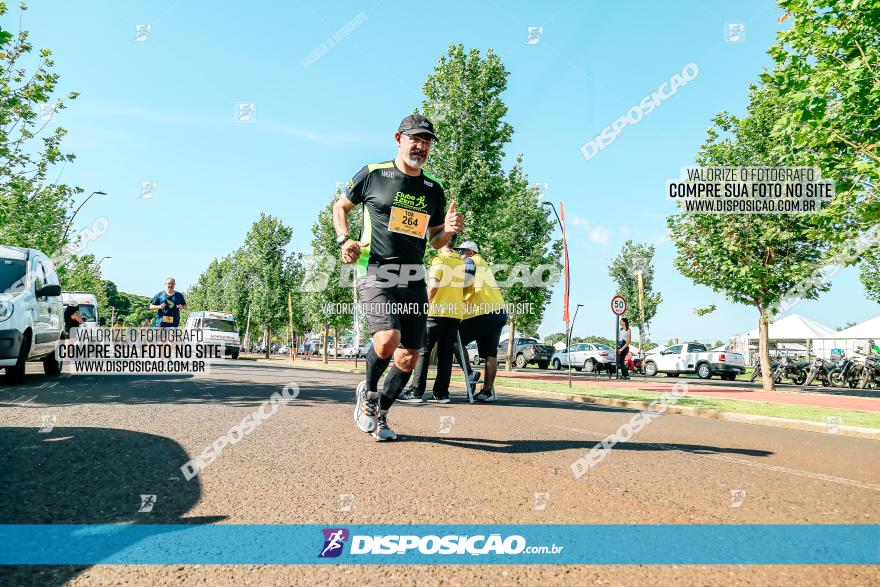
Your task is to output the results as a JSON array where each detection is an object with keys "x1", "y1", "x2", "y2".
[{"x1": 2, "y1": 361, "x2": 879, "y2": 585}]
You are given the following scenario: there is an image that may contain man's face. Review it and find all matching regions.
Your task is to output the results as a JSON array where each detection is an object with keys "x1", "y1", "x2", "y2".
[
  {"x1": 166, "y1": 280, "x2": 175, "y2": 290},
  {"x1": 396, "y1": 132, "x2": 433, "y2": 169},
  {"x1": 460, "y1": 249, "x2": 475, "y2": 259}
]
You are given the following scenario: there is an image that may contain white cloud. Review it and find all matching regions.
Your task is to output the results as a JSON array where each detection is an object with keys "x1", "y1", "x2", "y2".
[{"x1": 567, "y1": 214, "x2": 610, "y2": 245}]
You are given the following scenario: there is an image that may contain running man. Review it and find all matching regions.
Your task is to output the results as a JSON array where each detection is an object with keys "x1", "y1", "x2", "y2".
[
  {"x1": 149, "y1": 277, "x2": 187, "y2": 328},
  {"x1": 333, "y1": 113, "x2": 463, "y2": 441}
]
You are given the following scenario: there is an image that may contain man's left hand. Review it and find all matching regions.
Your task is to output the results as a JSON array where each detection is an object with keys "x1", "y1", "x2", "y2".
[{"x1": 444, "y1": 200, "x2": 464, "y2": 234}]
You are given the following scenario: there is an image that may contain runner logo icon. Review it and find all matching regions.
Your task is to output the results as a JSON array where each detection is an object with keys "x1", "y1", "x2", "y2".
[{"x1": 319, "y1": 528, "x2": 349, "y2": 558}]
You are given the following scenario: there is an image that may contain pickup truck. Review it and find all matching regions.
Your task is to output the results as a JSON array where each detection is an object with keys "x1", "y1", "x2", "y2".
[
  {"x1": 498, "y1": 337, "x2": 555, "y2": 369},
  {"x1": 643, "y1": 342, "x2": 745, "y2": 380}
]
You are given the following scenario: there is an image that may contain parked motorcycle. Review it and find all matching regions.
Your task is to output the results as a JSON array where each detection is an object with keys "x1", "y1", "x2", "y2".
[
  {"x1": 857, "y1": 355, "x2": 880, "y2": 389},
  {"x1": 829, "y1": 355, "x2": 859, "y2": 388},
  {"x1": 772, "y1": 356, "x2": 807, "y2": 385},
  {"x1": 803, "y1": 357, "x2": 833, "y2": 387}
]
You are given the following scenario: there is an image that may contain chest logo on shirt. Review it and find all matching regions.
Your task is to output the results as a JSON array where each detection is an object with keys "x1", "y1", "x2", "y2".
[
  {"x1": 393, "y1": 191, "x2": 427, "y2": 211},
  {"x1": 381, "y1": 169, "x2": 395, "y2": 179}
]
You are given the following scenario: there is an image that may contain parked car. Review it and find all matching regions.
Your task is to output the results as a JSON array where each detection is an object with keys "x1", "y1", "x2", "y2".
[
  {"x1": 340, "y1": 341, "x2": 370, "y2": 358},
  {"x1": 184, "y1": 310, "x2": 241, "y2": 359},
  {"x1": 644, "y1": 342, "x2": 745, "y2": 380},
  {"x1": 0, "y1": 246, "x2": 65, "y2": 384},
  {"x1": 466, "y1": 341, "x2": 480, "y2": 365},
  {"x1": 550, "y1": 342, "x2": 616, "y2": 373},
  {"x1": 278, "y1": 344, "x2": 291, "y2": 355},
  {"x1": 498, "y1": 337, "x2": 555, "y2": 369}
]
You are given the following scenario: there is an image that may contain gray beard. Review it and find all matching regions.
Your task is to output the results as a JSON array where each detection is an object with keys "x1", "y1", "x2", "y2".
[{"x1": 404, "y1": 156, "x2": 425, "y2": 169}]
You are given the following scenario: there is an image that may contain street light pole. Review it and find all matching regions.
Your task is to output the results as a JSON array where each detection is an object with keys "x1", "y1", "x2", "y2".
[
  {"x1": 96, "y1": 256, "x2": 111, "y2": 269},
  {"x1": 541, "y1": 201, "x2": 573, "y2": 382},
  {"x1": 568, "y1": 304, "x2": 583, "y2": 389},
  {"x1": 60, "y1": 190, "x2": 107, "y2": 247}
]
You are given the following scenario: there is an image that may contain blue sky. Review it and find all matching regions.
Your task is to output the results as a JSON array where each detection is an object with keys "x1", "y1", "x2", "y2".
[{"x1": 16, "y1": 0, "x2": 877, "y2": 342}]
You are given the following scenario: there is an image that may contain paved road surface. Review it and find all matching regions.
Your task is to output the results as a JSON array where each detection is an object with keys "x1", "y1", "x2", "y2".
[{"x1": 2, "y1": 361, "x2": 878, "y2": 585}]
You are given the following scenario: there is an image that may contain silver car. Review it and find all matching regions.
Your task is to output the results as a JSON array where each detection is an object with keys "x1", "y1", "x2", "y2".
[{"x1": 550, "y1": 342, "x2": 615, "y2": 372}]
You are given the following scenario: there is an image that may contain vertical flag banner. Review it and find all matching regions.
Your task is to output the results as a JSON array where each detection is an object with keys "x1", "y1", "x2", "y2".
[{"x1": 560, "y1": 201, "x2": 570, "y2": 324}]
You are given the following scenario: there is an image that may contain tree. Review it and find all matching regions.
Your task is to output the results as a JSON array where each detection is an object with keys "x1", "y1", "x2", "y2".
[
  {"x1": 543, "y1": 332, "x2": 566, "y2": 346},
  {"x1": 303, "y1": 192, "x2": 357, "y2": 363},
  {"x1": 241, "y1": 214, "x2": 294, "y2": 359},
  {"x1": 765, "y1": 0, "x2": 880, "y2": 300},
  {"x1": 608, "y1": 240, "x2": 662, "y2": 355},
  {"x1": 488, "y1": 159, "x2": 561, "y2": 369},
  {"x1": 766, "y1": 0, "x2": 879, "y2": 228},
  {"x1": 421, "y1": 44, "x2": 512, "y2": 250},
  {"x1": 59, "y1": 254, "x2": 108, "y2": 311},
  {"x1": 860, "y1": 252, "x2": 879, "y2": 303},
  {"x1": 667, "y1": 84, "x2": 843, "y2": 391},
  {"x1": 0, "y1": 3, "x2": 82, "y2": 255}
]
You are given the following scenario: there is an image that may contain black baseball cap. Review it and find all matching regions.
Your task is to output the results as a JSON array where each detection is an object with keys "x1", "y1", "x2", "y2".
[{"x1": 398, "y1": 114, "x2": 437, "y2": 140}]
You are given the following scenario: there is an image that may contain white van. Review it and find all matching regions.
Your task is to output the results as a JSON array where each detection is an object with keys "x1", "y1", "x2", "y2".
[
  {"x1": 184, "y1": 310, "x2": 241, "y2": 359},
  {"x1": 61, "y1": 291, "x2": 104, "y2": 327},
  {"x1": 0, "y1": 246, "x2": 65, "y2": 384}
]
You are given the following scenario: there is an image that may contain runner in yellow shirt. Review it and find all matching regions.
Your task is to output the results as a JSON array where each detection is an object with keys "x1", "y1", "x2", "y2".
[
  {"x1": 456, "y1": 241, "x2": 507, "y2": 402},
  {"x1": 399, "y1": 241, "x2": 465, "y2": 403}
]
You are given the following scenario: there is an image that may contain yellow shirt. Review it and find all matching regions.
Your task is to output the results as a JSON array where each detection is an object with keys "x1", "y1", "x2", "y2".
[
  {"x1": 463, "y1": 253, "x2": 506, "y2": 319},
  {"x1": 428, "y1": 250, "x2": 465, "y2": 319}
]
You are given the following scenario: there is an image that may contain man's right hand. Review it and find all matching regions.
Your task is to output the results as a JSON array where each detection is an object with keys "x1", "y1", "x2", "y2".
[
  {"x1": 340, "y1": 240, "x2": 367, "y2": 264},
  {"x1": 160, "y1": 303, "x2": 167, "y2": 310}
]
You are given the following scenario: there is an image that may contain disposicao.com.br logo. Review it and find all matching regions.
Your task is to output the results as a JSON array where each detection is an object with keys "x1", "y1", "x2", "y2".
[{"x1": 318, "y1": 528, "x2": 563, "y2": 558}]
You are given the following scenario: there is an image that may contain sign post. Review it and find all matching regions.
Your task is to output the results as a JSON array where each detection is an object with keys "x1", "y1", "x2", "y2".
[{"x1": 611, "y1": 295, "x2": 628, "y2": 380}]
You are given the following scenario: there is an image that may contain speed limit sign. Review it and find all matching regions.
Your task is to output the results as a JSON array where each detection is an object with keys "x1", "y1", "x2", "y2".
[{"x1": 611, "y1": 295, "x2": 627, "y2": 316}]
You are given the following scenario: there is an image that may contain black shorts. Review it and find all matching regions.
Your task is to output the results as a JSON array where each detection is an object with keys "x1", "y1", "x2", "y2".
[
  {"x1": 459, "y1": 311, "x2": 507, "y2": 359},
  {"x1": 357, "y1": 272, "x2": 428, "y2": 350}
]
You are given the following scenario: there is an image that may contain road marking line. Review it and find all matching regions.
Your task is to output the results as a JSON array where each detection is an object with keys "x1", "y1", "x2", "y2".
[
  {"x1": 548, "y1": 425, "x2": 880, "y2": 493},
  {"x1": 38, "y1": 381, "x2": 59, "y2": 388}
]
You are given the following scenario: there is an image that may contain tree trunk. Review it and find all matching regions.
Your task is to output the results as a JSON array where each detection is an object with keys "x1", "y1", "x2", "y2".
[
  {"x1": 758, "y1": 307, "x2": 774, "y2": 392},
  {"x1": 506, "y1": 317, "x2": 515, "y2": 371},
  {"x1": 322, "y1": 324, "x2": 329, "y2": 364},
  {"x1": 263, "y1": 327, "x2": 270, "y2": 359},
  {"x1": 334, "y1": 327, "x2": 339, "y2": 361}
]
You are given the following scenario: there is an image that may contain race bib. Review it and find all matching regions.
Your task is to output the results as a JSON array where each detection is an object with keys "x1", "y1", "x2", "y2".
[
  {"x1": 162, "y1": 315, "x2": 174, "y2": 323},
  {"x1": 388, "y1": 206, "x2": 429, "y2": 238}
]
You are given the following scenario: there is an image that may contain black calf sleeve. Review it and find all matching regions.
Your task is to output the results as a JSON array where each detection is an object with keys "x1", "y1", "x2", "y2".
[
  {"x1": 366, "y1": 345, "x2": 391, "y2": 392},
  {"x1": 380, "y1": 364, "x2": 412, "y2": 410}
]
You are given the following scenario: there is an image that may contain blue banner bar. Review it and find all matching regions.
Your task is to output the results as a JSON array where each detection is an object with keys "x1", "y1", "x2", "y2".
[{"x1": 1, "y1": 525, "x2": 877, "y2": 565}]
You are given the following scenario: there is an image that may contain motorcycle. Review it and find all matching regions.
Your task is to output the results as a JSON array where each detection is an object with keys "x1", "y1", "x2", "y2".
[
  {"x1": 772, "y1": 356, "x2": 807, "y2": 385},
  {"x1": 750, "y1": 356, "x2": 780, "y2": 382},
  {"x1": 829, "y1": 355, "x2": 859, "y2": 388},
  {"x1": 857, "y1": 354, "x2": 880, "y2": 389},
  {"x1": 803, "y1": 357, "x2": 833, "y2": 387}
]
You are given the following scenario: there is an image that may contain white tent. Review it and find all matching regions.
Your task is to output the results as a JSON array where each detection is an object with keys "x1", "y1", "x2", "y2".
[
  {"x1": 835, "y1": 315, "x2": 880, "y2": 339},
  {"x1": 734, "y1": 314, "x2": 836, "y2": 363}
]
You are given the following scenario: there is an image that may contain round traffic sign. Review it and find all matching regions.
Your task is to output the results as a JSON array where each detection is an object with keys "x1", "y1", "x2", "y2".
[{"x1": 611, "y1": 295, "x2": 627, "y2": 316}]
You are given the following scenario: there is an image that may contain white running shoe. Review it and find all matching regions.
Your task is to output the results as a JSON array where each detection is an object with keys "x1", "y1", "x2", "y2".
[
  {"x1": 371, "y1": 411, "x2": 397, "y2": 441},
  {"x1": 354, "y1": 380, "x2": 378, "y2": 433}
]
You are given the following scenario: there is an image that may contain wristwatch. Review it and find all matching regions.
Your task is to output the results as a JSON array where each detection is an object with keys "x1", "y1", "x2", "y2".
[{"x1": 336, "y1": 234, "x2": 350, "y2": 246}]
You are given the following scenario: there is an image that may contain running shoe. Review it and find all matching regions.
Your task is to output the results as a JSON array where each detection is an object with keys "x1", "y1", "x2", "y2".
[
  {"x1": 354, "y1": 380, "x2": 378, "y2": 432},
  {"x1": 474, "y1": 388, "x2": 496, "y2": 402},
  {"x1": 427, "y1": 395, "x2": 451, "y2": 404},
  {"x1": 398, "y1": 388, "x2": 425, "y2": 403},
  {"x1": 371, "y1": 410, "x2": 397, "y2": 441}
]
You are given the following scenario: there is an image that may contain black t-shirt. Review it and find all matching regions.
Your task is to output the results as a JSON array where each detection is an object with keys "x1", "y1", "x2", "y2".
[
  {"x1": 63, "y1": 306, "x2": 80, "y2": 333},
  {"x1": 345, "y1": 161, "x2": 446, "y2": 268}
]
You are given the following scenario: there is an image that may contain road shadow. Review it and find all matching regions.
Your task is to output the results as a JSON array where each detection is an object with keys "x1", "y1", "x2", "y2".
[
  {"x1": 399, "y1": 435, "x2": 775, "y2": 458},
  {"x1": 3, "y1": 363, "x2": 630, "y2": 415},
  {"x1": 0, "y1": 426, "x2": 221, "y2": 586}
]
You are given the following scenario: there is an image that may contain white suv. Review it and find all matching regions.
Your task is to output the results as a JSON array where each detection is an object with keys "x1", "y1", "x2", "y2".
[{"x1": 0, "y1": 246, "x2": 65, "y2": 384}]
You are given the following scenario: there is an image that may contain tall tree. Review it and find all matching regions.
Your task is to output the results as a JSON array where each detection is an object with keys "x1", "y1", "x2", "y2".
[
  {"x1": 241, "y1": 214, "x2": 294, "y2": 359},
  {"x1": 668, "y1": 84, "x2": 843, "y2": 391},
  {"x1": 608, "y1": 240, "x2": 662, "y2": 354},
  {"x1": 421, "y1": 44, "x2": 512, "y2": 250},
  {"x1": 60, "y1": 254, "x2": 109, "y2": 312},
  {"x1": 0, "y1": 2, "x2": 82, "y2": 254},
  {"x1": 303, "y1": 191, "x2": 357, "y2": 363}
]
